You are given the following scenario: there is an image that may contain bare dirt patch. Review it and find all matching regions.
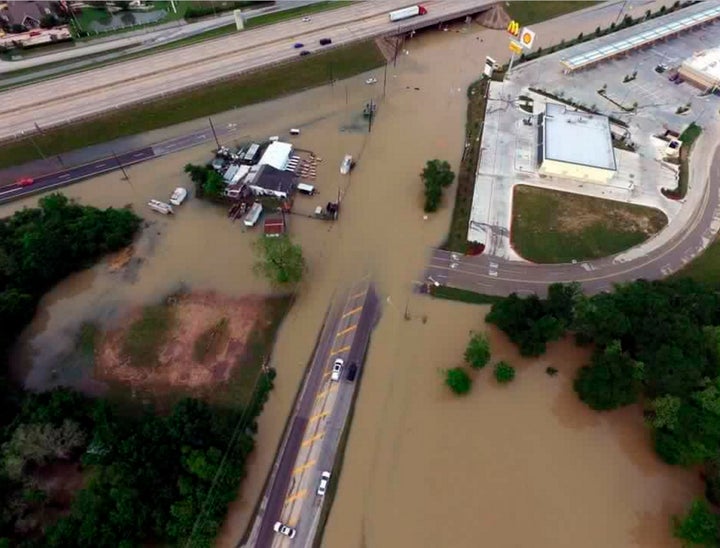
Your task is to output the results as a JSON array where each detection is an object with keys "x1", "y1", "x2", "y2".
[{"x1": 96, "y1": 292, "x2": 270, "y2": 392}]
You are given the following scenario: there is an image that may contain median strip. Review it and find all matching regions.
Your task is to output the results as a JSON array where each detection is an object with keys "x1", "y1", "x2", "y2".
[
  {"x1": 292, "y1": 460, "x2": 317, "y2": 475},
  {"x1": 329, "y1": 345, "x2": 351, "y2": 356},
  {"x1": 341, "y1": 306, "x2": 362, "y2": 319},
  {"x1": 285, "y1": 489, "x2": 307, "y2": 504},
  {"x1": 336, "y1": 325, "x2": 357, "y2": 337},
  {"x1": 301, "y1": 433, "x2": 324, "y2": 447},
  {"x1": 308, "y1": 411, "x2": 329, "y2": 423}
]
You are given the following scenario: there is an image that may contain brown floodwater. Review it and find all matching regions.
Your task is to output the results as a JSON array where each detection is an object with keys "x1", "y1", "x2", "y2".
[{"x1": 2, "y1": 12, "x2": 700, "y2": 548}]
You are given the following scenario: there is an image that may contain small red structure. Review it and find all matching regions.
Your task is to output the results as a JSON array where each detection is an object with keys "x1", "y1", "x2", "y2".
[{"x1": 264, "y1": 215, "x2": 286, "y2": 237}]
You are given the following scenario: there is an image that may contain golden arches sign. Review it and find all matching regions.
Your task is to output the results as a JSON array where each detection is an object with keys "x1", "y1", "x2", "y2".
[{"x1": 507, "y1": 20, "x2": 520, "y2": 37}]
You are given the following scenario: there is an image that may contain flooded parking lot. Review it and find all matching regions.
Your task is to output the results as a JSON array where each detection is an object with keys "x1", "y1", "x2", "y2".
[{"x1": 0, "y1": 12, "x2": 702, "y2": 548}]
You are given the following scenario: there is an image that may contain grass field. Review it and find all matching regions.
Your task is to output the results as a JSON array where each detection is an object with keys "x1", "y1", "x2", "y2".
[
  {"x1": 505, "y1": 1, "x2": 600, "y2": 25},
  {"x1": 122, "y1": 305, "x2": 175, "y2": 367},
  {"x1": 246, "y1": 1, "x2": 353, "y2": 28},
  {"x1": 443, "y1": 77, "x2": 489, "y2": 253},
  {"x1": 0, "y1": 40, "x2": 385, "y2": 169},
  {"x1": 672, "y1": 239, "x2": 720, "y2": 287},
  {"x1": 511, "y1": 185, "x2": 668, "y2": 264},
  {"x1": 430, "y1": 285, "x2": 502, "y2": 305}
]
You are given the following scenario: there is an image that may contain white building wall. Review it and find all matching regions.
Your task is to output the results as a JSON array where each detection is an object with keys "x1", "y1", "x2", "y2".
[{"x1": 539, "y1": 159, "x2": 615, "y2": 184}]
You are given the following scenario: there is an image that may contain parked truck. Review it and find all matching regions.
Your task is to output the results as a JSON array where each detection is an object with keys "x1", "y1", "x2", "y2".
[{"x1": 389, "y1": 5, "x2": 427, "y2": 22}]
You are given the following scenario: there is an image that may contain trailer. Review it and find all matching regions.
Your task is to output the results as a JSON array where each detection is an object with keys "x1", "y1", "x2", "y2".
[
  {"x1": 389, "y1": 5, "x2": 427, "y2": 22},
  {"x1": 243, "y1": 202, "x2": 263, "y2": 227}
]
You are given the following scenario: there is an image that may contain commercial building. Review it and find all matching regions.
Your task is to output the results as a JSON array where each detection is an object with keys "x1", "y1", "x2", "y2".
[
  {"x1": 537, "y1": 103, "x2": 617, "y2": 183},
  {"x1": 246, "y1": 164, "x2": 295, "y2": 199},
  {"x1": 258, "y1": 141, "x2": 292, "y2": 171},
  {"x1": 679, "y1": 47, "x2": 720, "y2": 91}
]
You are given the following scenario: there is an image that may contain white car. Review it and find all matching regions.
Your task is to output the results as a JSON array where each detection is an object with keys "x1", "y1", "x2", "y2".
[
  {"x1": 273, "y1": 521, "x2": 297, "y2": 539},
  {"x1": 331, "y1": 358, "x2": 343, "y2": 381},
  {"x1": 302, "y1": 16, "x2": 311, "y2": 22},
  {"x1": 365, "y1": 77, "x2": 377, "y2": 85},
  {"x1": 317, "y1": 471, "x2": 331, "y2": 496}
]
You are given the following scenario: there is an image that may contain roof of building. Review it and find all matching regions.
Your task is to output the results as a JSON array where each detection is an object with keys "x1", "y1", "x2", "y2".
[
  {"x1": 681, "y1": 47, "x2": 720, "y2": 83},
  {"x1": 264, "y1": 215, "x2": 286, "y2": 235},
  {"x1": 259, "y1": 141, "x2": 292, "y2": 171},
  {"x1": 560, "y1": 3, "x2": 720, "y2": 72},
  {"x1": 543, "y1": 103, "x2": 616, "y2": 171},
  {"x1": 0, "y1": 1, "x2": 51, "y2": 27},
  {"x1": 249, "y1": 165, "x2": 295, "y2": 195}
]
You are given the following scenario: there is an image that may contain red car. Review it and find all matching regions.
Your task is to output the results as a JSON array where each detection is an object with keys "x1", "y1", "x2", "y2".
[{"x1": 16, "y1": 177, "x2": 34, "y2": 187}]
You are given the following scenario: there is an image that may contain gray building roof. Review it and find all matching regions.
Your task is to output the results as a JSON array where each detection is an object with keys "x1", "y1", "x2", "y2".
[
  {"x1": 542, "y1": 103, "x2": 616, "y2": 171},
  {"x1": 250, "y1": 165, "x2": 295, "y2": 195}
]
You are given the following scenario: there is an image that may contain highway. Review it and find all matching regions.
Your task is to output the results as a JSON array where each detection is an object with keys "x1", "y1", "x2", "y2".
[
  {"x1": 245, "y1": 281, "x2": 379, "y2": 548},
  {"x1": 0, "y1": 0, "x2": 495, "y2": 142}
]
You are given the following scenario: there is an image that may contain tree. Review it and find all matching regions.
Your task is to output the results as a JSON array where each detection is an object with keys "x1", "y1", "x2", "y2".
[
  {"x1": 649, "y1": 395, "x2": 682, "y2": 430},
  {"x1": 494, "y1": 361, "x2": 515, "y2": 384},
  {"x1": 573, "y1": 340, "x2": 642, "y2": 411},
  {"x1": 445, "y1": 368, "x2": 471, "y2": 395},
  {"x1": 464, "y1": 332, "x2": 490, "y2": 369},
  {"x1": 203, "y1": 171, "x2": 225, "y2": 200},
  {"x1": 421, "y1": 159, "x2": 454, "y2": 213},
  {"x1": 253, "y1": 235, "x2": 305, "y2": 285},
  {"x1": 673, "y1": 498, "x2": 719, "y2": 547}
]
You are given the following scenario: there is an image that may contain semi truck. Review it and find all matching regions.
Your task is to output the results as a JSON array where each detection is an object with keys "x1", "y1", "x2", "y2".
[{"x1": 389, "y1": 5, "x2": 427, "y2": 22}]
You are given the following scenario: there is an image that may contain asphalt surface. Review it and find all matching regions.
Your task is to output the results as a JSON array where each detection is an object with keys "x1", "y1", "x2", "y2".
[
  {"x1": 424, "y1": 146, "x2": 720, "y2": 297},
  {"x1": 248, "y1": 281, "x2": 378, "y2": 548},
  {"x1": 0, "y1": 0, "x2": 494, "y2": 140}
]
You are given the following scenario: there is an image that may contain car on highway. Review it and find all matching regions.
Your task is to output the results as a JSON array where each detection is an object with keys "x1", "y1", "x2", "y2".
[
  {"x1": 299, "y1": 50, "x2": 311, "y2": 57},
  {"x1": 302, "y1": 16, "x2": 311, "y2": 22},
  {"x1": 16, "y1": 177, "x2": 34, "y2": 187},
  {"x1": 319, "y1": 38, "x2": 332, "y2": 46},
  {"x1": 331, "y1": 358, "x2": 343, "y2": 381},
  {"x1": 273, "y1": 521, "x2": 297, "y2": 539},
  {"x1": 293, "y1": 42, "x2": 304, "y2": 49},
  {"x1": 346, "y1": 362, "x2": 358, "y2": 382},
  {"x1": 317, "y1": 471, "x2": 331, "y2": 496}
]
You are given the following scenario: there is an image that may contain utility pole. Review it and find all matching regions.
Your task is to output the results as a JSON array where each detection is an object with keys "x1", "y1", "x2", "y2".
[
  {"x1": 345, "y1": 85, "x2": 348, "y2": 106},
  {"x1": 382, "y1": 62, "x2": 388, "y2": 98},
  {"x1": 367, "y1": 99, "x2": 374, "y2": 133},
  {"x1": 614, "y1": 0, "x2": 629, "y2": 26},
  {"x1": 208, "y1": 117, "x2": 220, "y2": 149},
  {"x1": 112, "y1": 150, "x2": 129, "y2": 181},
  {"x1": 329, "y1": 63, "x2": 334, "y2": 87},
  {"x1": 27, "y1": 134, "x2": 45, "y2": 160}
]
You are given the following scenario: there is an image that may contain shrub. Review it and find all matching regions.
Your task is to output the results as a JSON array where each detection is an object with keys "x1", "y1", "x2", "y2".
[
  {"x1": 445, "y1": 368, "x2": 472, "y2": 395},
  {"x1": 494, "y1": 362, "x2": 516, "y2": 384}
]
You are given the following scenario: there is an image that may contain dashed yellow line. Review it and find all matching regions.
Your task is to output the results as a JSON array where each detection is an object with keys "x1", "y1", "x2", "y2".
[
  {"x1": 309, "y1": 411, "x2": 329, "y2": 423},
  {"x1": 336, "y1": 324, "x2": 357, "y2": 337},
  {"x1": 285, "y1": 489, "x2": 307, "y2": 503},
  {"x1": 292, "y1": 460, "x2": 316, "y2": 475},
  {"x1": 302, "y1": 432, "x2": 324, "y2": 447},
  {"x1": 315, "y1": 385, "x2": 337, "y2": 400},
  {"x1": 342, "y1": 306, "x2": 362, "y2": 319},
  {"x1": 350, "y1": 290, "x2": 367, "y2": 300},
  {"x1": 330, "y1": 345, "x2": 351, "y2": 356}
]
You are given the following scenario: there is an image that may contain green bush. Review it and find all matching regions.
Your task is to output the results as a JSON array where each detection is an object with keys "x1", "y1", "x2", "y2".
[
  {"x1": 494, "y1": 362, "x2": 516, "y2": 384},
  {"x1": 445, "y1": 368, "x2": 472, "y2": 395}
]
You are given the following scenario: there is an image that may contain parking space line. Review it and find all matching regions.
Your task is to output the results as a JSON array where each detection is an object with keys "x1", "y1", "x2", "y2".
[
  {"x1": 316, "y1": 385, "x2": 337, "y2": 400},
  {"x1": 330, "y1": 345, "x2": 351, "y2": 356},
  {"x1": 336, "y1": 324, "x2": 357, "y2": 337},
  {"x1": 301, "y1": 432, "x2": 324, "y2": 447},
  {"x1": 309, "y1": 411, "x2": 329, "y2": 423},
  {"x1": 292, "y1": 460, "x2": 316, "y2": 475},
  {"x1": 285, "y1": 489, "x2": 307, "y2": 504},
  {"x1": 342, "y1": 306, "x2": 362, "y2": 319}
]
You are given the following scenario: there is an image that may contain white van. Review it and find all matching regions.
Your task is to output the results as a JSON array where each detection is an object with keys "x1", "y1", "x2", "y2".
[
  {"x1": 297, "y1": 183, "x2": 315, "y2": 196},
  {"x1": 290, "y1": 128, "x2": 301, "y2": 135}
]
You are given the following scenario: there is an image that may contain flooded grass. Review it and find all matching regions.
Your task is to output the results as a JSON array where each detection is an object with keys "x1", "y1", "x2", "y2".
[
  {"x1": 0, "y1": 40, "x2": 386, "y2": 168},
  {"x1": 122, "y1": 304, "x2": 175, "y2": 367},
  {"x1": 443, "y1": 77, "x2": 489, "y2": 253},
  {"x1": 193, "y1": 317, "x2": 230, "y2": 363},
  {"x1": 511, "y1": 185, "x2": 668, "y2": 263},
  {"x1": 245, "y1": 1, "x2": 353, "y2": 28},
  {"x1": 505, "y1": 1, "x2": 600, "y2": 25},
  {"x1": 430, "y1": 285, "x2": 501, "y2": 305}
]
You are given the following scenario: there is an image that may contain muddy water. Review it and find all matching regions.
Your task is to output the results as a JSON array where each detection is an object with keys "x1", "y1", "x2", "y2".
[{"x1": 2, "y1": 15, "x2": 699, "y2": 548}]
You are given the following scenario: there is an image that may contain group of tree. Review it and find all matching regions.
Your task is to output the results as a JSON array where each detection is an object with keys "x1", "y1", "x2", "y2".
[
  {"x1": 445, "y1": 332, "x2": 515, "y2": 394},
  {"x1": 253, "y1": 235, "x2": 305, "y2": 286},
  {"x1": 184, "y1": 164, "x2": 225, "y2": 200},
  {"x1": 486, "y1": 278, "x2": 720, "y2": 545},
  {"x1": 421, "y1": 159, "x2": 455, "y2": 213}
]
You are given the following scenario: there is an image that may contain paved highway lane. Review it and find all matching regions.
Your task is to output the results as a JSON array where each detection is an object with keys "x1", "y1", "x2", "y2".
[{"x1": 0, "y1": 0, "x2": 494, "y2": 140}]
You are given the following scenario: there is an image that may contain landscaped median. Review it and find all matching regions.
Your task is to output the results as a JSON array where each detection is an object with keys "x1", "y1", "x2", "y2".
[
  {"x1": 510, "y1": 185, "x2": 668, "y2": 264},
  {"x1": 0, "y1": 40, "x2": 385, "y2": 169}
]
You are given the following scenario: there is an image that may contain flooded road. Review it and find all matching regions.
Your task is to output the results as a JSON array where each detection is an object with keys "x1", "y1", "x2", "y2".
[{"x1": 2, "y1": 13, "x2": 700, "y2": 548}]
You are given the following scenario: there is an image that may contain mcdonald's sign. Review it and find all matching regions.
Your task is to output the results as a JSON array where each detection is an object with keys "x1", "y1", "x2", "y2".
[{"x1": 507, "y1": 20, "x2": 520, "y2": 37}]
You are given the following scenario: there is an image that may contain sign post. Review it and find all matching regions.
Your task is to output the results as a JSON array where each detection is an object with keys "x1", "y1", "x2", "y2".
[{"x1": 506, "y1": 20, "x2": 536, "y2": 75}]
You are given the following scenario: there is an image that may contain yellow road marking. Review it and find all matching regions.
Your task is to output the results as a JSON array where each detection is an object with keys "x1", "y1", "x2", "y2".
[
  {"x1": 309, "y1": 411, "x2": 329, "y2": 423},
  {"x1": 336, "y1": 324, "x2": 357, "y2": 337},
  {"x1": 316, "y1": 385, "x2": 337, "y2": 400},
  {"x1": 301, "y1": 432, "x2": 324, "y2": 447},
  {"x1": 285, "y1": 489, "x2": 307, "y2": 503},
  {"x1": 350, "y1": 290, "x2": 367, "y2": 300},
  {"x1": 330, "y1": 345, "x2": 351, "y2": 356},
  {"x1": 342, "y1": 306, "x2": 362, "y2": 319},
  {"x1": 292, "y1": 460, "x2": 316, "y2": 475}
]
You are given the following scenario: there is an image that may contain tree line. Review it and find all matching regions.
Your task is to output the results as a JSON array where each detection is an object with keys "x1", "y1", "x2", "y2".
[{"x1": 486, "y1": 279, "x2": 720, "y2": 546}]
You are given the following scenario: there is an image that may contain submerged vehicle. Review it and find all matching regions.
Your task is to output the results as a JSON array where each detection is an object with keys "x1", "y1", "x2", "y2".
[
  {"x1": 147, "y1": 200, "x2": 173, "y2": 215},
  {"x1": 169, "y1": 187, "x2": 187, "y2": 206},
  {"x1": 340, "y1": 154, "x2": 353, "y2": 175}
]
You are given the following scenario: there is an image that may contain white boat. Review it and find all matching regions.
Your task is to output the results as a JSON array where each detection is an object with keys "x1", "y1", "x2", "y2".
[
  {"x1": 244, "y1": 202, "x2": 263, "y2": 227},
  {"x1": 340, "y1": 154, "x2": 353, "y2": 175},
  {"x1": 148, "y1": 199, "x2": 173, "y2": 215},
  {"x1": 169, "y1": 187, "x2": 188, "y2": 206}
]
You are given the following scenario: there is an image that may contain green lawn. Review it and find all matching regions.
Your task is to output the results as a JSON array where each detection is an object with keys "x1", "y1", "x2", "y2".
[
  {"x1": 245, "y1": 1, "x2": 353, "y2": 29},
  {"x1": 505, "y1": 1, "x2": 600, "y2": 25},
  {"x1": 430, "y1": 286, "x2": 502, "y2": 305},
  {"x1": 672, "y1": 239, "x2": 720, "y2": 287},
  {"x1": 0, "y1": 40, "x2": 385, "y2": 169},
  {"x1": 511, "y1": 185, "x2": 668, "y2": 264},
  {"x1": 122, "y1": 305, "x2": 175, "y2": 367}
]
